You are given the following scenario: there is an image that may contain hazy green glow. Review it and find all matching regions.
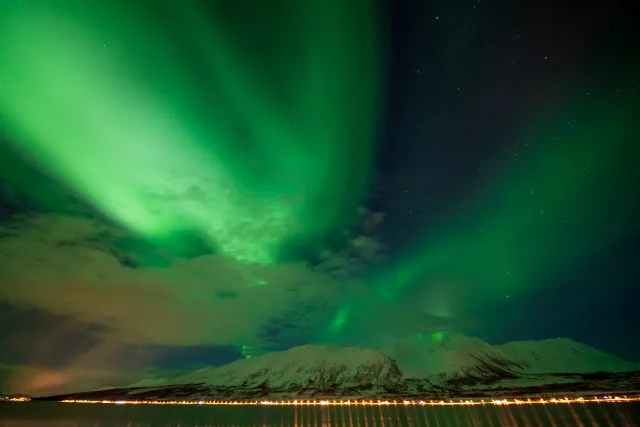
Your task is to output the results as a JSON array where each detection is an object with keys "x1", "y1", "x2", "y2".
[
  {"x1": 416, "y1": 331, "x2": 446, "y2": 342},
  {"x1": 375, "y1": 99, "x2": 639, "y2": 316},
  {"x1": 329, "y1": 308, "x2": 349, "y2": 333},
  {"x1": 0, "y1": 0, "x2": 382, "y2": 263},
  {"x1": 429, "y1": 332, "x2": 446, "y2": 342},
  {"x1": 240, "y1": 344, "x2": 253, "y2": 360}
]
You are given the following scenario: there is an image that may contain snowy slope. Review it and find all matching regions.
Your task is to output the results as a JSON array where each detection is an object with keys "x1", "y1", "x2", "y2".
[
  {"x1": 496, "y1": 338, "x2": 640, "y2": 374},
  {"x1": 394, "y1": 334, "x2": 524, "y2": 384},
  {"x1": 172, "y1": 345, "x2": 402, "y2": 392}
]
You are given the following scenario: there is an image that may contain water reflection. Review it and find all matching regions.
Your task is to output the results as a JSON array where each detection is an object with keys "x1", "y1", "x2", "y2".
[{"x1": 1, "y1": 402, "x2": 639, "y2": 426}]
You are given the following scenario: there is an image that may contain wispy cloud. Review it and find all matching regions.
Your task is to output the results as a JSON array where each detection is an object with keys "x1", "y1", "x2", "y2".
[{"x1": 0, "y1": 215, "x2": 341, "y2": 348}]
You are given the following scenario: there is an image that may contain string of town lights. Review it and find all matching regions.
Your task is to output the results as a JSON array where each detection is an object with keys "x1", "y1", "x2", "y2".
[
  {"x1": 3, "y1": 396, "x2": 640, "y2": 406},
  {"x1": 40, "y1": 396, "x2": 639, "y2": 406}
]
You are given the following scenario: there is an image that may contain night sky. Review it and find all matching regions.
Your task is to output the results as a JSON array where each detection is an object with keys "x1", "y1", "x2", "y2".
[{"x1": 1, "y1": 0, "x2": 639, "y2": 396}]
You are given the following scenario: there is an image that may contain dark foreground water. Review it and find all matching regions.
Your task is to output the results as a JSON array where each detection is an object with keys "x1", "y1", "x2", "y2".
[{"x1": 1, "y1": 402, "x2": 639, "y2": 427}]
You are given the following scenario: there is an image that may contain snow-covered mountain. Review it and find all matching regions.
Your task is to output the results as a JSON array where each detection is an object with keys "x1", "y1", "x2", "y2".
[
  {"x1": 496, "y1": 338, "x2": 639, "y2": 374},
  {"x1": 393, "y1": 334, "x2": 639, "y2": 384},
  {"x1": 173, "y1": 345, "x2": 402, "y2": 392},
  {"x1": 393, "y1": 334, "x2": 526, "y2": 385},
  {"x1": 35, "y1": 335, "x2": 640, "y2": 401}
]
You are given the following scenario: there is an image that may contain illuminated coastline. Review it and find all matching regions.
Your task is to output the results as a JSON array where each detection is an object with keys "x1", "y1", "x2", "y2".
[
  {"x1": 2, "y1": 397, "x2": 30, "y2": 402},
  {"x1": 53, "y1": 396, "x2": 640, "y2": 406}
]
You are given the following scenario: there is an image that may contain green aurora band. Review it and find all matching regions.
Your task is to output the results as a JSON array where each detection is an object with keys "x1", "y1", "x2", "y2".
[
  {"x1": 371, "y1": 96, "x2": 640, "y2": 321},
  {"x1": 0, "y1": 0, "x2": 383, "y2": 263}
]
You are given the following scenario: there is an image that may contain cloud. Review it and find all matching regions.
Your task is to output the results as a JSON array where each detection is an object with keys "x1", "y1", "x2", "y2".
[
  {"x1": 0, "y1": 214, "x2": 343, "y2": 351},
  {"x1": 358, "y1": 207, "x2": 385, "y2": 235},
  {"x1": 0, "y1": 362, "x2": 165, "y2": 397},
  {"x1": 0, "y1": 209, "x2": 393, "y2": 393},
  {"x1": 313, "y1": 208, "x2": 386, "y2": 279}
]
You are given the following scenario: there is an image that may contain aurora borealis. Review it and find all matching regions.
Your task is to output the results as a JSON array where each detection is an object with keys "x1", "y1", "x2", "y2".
[
  {"x1": 0, "y1": 0, "x2": 382, "y2": 263},
  {"x1": 370, "y1": 97, "x2": 640, "y2": 315},
  {"x1": 1, "y1": 0, "x2": 639, "y2": 396}
]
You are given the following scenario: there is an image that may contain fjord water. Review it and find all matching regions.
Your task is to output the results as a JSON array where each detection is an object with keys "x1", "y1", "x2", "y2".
[{"x1": 1, "y1": 402, "x2": 640, "y2": 427}]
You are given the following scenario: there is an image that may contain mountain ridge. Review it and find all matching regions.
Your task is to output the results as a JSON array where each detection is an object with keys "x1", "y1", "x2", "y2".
[{"x1": 28, "y1": 335, "x2": 640, "y2": 400}]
